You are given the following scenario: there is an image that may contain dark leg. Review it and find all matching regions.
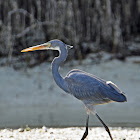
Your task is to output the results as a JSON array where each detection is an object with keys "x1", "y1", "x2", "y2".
[
  {"x1": 81, "y1": 114, "x2": 89, "y2": 140},
  {"x1": 95, "y1": 113, "x2": 113, "y2": 140}
]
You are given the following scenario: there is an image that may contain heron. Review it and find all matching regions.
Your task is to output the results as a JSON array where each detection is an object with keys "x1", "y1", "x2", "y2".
[{"x1": 21, "y1": 39, "x2": 127, "y2": 140}]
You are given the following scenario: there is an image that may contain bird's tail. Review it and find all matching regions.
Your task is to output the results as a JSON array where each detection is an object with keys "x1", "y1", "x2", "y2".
[
  {"x1": 108, "y1": 92, "x2": 127, "y2": 102},
  {"x1": 106, "y1": 81, "x2": 127, "y2": 102},
  {"x1": 118, "y1": 92, "x2": 127, "y2": 102}
]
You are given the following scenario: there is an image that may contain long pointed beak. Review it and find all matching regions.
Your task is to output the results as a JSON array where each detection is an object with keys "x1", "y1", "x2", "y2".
[{"x1": 21, "y1": 42, "x2": 51, "y2": 52}]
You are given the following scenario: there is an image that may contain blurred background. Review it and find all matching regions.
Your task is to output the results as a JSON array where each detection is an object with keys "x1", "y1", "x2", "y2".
[{"x1": 0, "y1": 0, "x2": 140, "y2": 128}]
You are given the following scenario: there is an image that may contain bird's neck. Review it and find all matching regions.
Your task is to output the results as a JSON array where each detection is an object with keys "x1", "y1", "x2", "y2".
[{"x1": 51, "y1": 48, "x2": 68, "y2": 92}]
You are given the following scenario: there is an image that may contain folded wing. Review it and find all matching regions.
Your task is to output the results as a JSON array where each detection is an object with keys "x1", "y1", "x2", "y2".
[{"x1": 65, "y1": 69, "x2": 127, "y2": 105}]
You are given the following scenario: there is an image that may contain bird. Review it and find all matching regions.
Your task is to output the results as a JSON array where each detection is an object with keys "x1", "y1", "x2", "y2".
[{"x1": 21, "y1": 39, "x2": 127, "y2": 140}]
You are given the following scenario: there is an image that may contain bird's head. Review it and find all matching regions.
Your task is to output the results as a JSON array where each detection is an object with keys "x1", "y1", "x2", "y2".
[{"x1": 21, "y1": 39, "x2": 73, "y2": 52}]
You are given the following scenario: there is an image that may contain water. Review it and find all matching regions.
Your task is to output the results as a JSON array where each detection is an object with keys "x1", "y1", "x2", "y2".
[{"x1": 0, "y1": 59, "x2": 140, "y2": 128}]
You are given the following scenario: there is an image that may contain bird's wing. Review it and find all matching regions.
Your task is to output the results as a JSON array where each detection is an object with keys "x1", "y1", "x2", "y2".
[{"x1": 65, "y1": 69, "x2": 126, "y2": 105}]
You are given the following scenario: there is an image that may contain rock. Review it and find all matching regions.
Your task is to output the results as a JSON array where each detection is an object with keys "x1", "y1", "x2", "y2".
[
  {"x1": 25, "y1": 125, "x2": 31, "y2": 131},
  {"x1": 42, "y1": 126, "x2": 48, "y2": 132},
  {"x1": 18, "y1": 128, "x2": 24, "y2": 132}
]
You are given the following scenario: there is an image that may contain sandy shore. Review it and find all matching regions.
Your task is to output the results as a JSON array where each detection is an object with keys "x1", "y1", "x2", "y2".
[{"x1": 0, "y1": 127, "x2": 139, "y2": 140}]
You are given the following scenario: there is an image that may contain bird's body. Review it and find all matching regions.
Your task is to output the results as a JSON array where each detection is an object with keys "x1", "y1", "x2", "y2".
[
  {"x1": 65, "y1": 69, "x2": 126, "y2": 106},
  {"x1": 50, "y1": 40, "x2": 126, "y2": 109},
  {"x1": 21, "y1": 39, "x2": 127, "y2": 140}
]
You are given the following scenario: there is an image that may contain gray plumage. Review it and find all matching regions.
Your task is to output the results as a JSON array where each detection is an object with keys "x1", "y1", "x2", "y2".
[
  {"x1": 49, "y1": 40, "x2": 126, "y2": 107},
  {"x1": 21, "y1": 39, "x2": 127, "y2": 140},
  {"x1": 65, "y1": 69, "x2": 126, "y2": 105}
]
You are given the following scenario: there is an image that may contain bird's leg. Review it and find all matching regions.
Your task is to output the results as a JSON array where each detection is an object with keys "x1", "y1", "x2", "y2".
[
  {"x1": 95, "y1": 113, "x2": 113, "y2": 140},
  {"x1": 81, "y1": 114, "x2": 89, "y2": 140}
]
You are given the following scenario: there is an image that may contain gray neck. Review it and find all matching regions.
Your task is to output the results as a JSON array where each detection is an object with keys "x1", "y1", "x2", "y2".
[{"x1": 51, "y1": 47, "x2": 68, "y2": 92}]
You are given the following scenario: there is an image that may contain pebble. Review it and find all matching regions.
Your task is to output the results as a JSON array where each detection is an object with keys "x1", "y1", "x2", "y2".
[
  {"x1": 25, "y1": 125, "x2": 31, "y2": 131},
  {"x1": 18, "y1": 128, "x2": 24, "y2": 132},
  {"x1": 42, "y1": 126, "x2": 48, "y2": 132},
  {"x1": 0, "y1": 127, "x2": 139, "y2": 140}
]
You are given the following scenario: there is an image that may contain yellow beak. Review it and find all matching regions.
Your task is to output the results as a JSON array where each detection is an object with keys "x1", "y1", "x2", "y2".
[{"x1": 21, "y1": 43, "x2": 51, "y2": 52}]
